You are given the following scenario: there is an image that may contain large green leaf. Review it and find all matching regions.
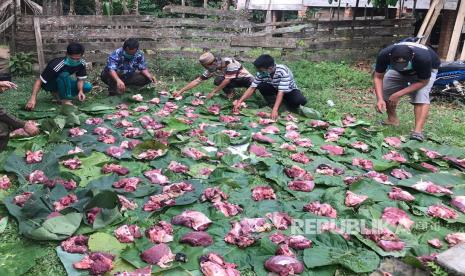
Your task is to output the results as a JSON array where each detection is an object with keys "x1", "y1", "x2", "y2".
[
  {"x1": 88, "y1": 232, "x2": 127, "y2": 256},
  {"x1": 62, "y1": 152, "x2": 111, "y2": 187},
  {"x1": 56, "y1": 247, "x2": 88, "y2": 276},
  {"x1": 0, "y1": 242, "x2": 48, "y2": 275}
]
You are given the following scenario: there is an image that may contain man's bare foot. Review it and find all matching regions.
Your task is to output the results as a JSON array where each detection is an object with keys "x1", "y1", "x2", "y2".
[
  {"x1": 61, "y1": 100, "x2": 74, "y2": 106},
  {"x1": 381, "y1": 119, "x2": 400, "y2": 126}
]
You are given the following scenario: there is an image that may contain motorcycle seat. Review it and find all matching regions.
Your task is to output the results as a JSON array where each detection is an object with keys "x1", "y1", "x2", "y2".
[{"x1": 439, "y1": 61, "x2": 465, "y2": 73}]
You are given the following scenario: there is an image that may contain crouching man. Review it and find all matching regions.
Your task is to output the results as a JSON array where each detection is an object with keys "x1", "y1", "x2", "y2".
[
  {"x1": 233, "y1": 54, "x2": 307, "y2": 120},
  {"x1": 25, "y1": 42, "x2": 92, "y2": 110},
  {"x1": 101, "y1": 38, "x2": 156, "y2": 95},
  {"x1": 0, "y1": 81, "x2": 39, "y2": 150},
  {"x1": 173, "y1": 51, "x2": 254, "y2": 99},
  {"x1": 374, "y1": 42, "x2": 440, "y2": 141}
]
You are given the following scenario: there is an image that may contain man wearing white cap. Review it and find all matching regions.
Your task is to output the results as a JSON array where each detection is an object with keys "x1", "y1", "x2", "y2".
[{"x1": 173, "y1": 52, "x2": 253, "y2": 99}]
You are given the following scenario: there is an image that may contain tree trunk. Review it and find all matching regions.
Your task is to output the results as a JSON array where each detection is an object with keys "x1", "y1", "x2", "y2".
[
  {"x1": 95, "y1": 0, "x2": 103, "y2": 15},
  {"x1": 69, "y1": 0, "x2": 76, "y2": 15},
  {"x1": 131, "y1": 0, "x2": 139, "y2": 15},
  {"x1": 122, "y1": 0, "x2": 130, "y2": 15},
  {"x1": 221, "y1": 0, "x2": 231, "y2": 10},
  {"x1": 43, "y1": 0, "x2": 63, "y2": 15}
]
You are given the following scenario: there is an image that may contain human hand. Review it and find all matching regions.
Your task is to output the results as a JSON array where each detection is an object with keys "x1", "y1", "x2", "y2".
[
  {"x1": 25, "y1": 99, "x2": 36, "y2": 111},
  {"x1": 78, "y1": 92, "x2": 86, "y2": 102},
  {"x1": 388, "y1": 93, "x2": 400, "y2": 104},
  {"x1": 376, "y1": 100, "x2": 386, "y2": 113},
  {"x1": 271, "y1": 109, "x2": 279, "y2": 120},
  {"x1": 0, "y1": 81, "x2": 17, "y2": 90},
  {"x1": 116, "y1": 80, "x2": 126, "y2": 92},
  {"x1": 206, "y1": 92, "x2": 215, "y2": 99}
]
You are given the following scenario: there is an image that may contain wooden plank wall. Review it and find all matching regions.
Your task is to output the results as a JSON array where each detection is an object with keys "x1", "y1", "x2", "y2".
[{"x1": 15, "y1": 6, "x2": 415, "y2": 64}]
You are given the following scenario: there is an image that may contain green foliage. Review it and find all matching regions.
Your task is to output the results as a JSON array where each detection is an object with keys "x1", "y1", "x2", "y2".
[
  {"x1": 9, "y1": 52, "x2": 35, "y2": 76},
  {"x1": 154, "y1": 57, "x2": 204, "y2": 82},
  {"x1": 427, "y1": 262, "x2": 448, "y2": 276}
]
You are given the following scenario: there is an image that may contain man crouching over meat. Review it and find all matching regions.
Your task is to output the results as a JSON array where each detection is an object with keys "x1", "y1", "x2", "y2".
[{"x1": 233, "y1": 54, "x2": 307, "y2": 120}]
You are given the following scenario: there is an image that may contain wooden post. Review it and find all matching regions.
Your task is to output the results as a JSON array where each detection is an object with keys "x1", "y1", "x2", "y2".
[
  {"x1": 265, "y1": 0, "x2": 272, "y2": 33},
  {"x1": 417, "y1": 0, "x2": 439, "y2": 37},
  {"x1": 437, "y1": 10, "x2": 457, "y2": 58},
  {"x1": 33, "y1": 17, "x2": 45, "y2": 72},
  {"x1": 182, "y1": 0, "x2": 185, "y2": 18},
  {"x1": 204, "y1": 0, "x2": 208, "y2": 19},
  {"x1": 419, "y1": 0, "x2": 445, "y2": 44},
  {"x1": 460, "y1": 41, "x2": 465, "y2": 60},
  {"x1": 446, "y1": 0, "x2": 465, "y2": 61}
]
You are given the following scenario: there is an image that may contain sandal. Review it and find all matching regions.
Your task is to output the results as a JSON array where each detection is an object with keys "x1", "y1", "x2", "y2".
[{"x1": 410, "y1": 132, "x2": 425, "y2": 142}]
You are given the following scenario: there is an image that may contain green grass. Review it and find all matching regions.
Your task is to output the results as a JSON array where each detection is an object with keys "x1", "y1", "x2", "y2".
[{"x1": 1, "y1": 59, "x2": 465, "y2": 275}]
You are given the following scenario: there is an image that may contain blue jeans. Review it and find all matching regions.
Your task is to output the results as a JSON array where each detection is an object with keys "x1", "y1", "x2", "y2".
[{"x1": 42, "y1": 72, "x2": 92, "y2": 100}]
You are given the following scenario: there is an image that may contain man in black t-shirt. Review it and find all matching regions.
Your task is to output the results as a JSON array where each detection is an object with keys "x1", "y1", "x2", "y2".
[
  {"x1": 25, "y1": 42, "x2": 93, "y2": 111},
  {"x1": 374, "y1": 42, "x2": 440, "y2": 141}
]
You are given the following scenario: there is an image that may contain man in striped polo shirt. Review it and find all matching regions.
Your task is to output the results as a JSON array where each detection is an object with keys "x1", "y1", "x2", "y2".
[
  {"x1": 233, "y1": 54, "x2": 307, "y2": 119},
  {"x1": 25, "y1": 42, "x2": 92, "y2": 110},
  {"x1": 173, "y1": 52, "x2": 253, "y2": 99}
]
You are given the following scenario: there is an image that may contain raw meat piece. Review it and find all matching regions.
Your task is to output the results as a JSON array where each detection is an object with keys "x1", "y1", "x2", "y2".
[
  {"x1": 362, "y1": 228, "x2": 405, "y2": 251},
  {"x1": 390, "y1": 169, "x2": 412, "y2": 180},
  {"x1": 113, "y1": 177, "x2": 141, "y2": 192},
  {"x1": 102, "y1": 164, "x2": 129, "y2": 176},
  {"x1": 256, "y1": 111, "x2": 270, "y2": 118},
  {"x1": 113, "y1": 119, "x2": 133, "y2": 128},
  {"x1": 290, "y1": 152, "x2": 311, "y2": 164},
  {"x1": 381, "y1": 207, "x2": 414, "y2": 229},
  {"x1": 146, "y1": 221, "x2": 173, "y2": 243},
  {"x1": 420, "y1": 162, "x2": 438, "y2": 173},
  {"x1": 315, "y1": 164, "x2": 344, "y2": 176},
  {"x1": 388, "y1": 187, "x2": 415, "y2": 202},
  {"x1": 222, "y1": 129, "x2": 241, "y2": 138},
  {"x1": 303, "y1": 201, "x2": 337, "y2": 218},
  {"x1": 383, "y1": 151, "x2": 406, "y2": 163},
  {"x1": 319, "y1": 222, "x2": 350, "y2": 240},
  {"x1": 134, "y1": 105, "x2": 149, "y2": 112},
  {"x1": 0, "y1": 175, "x2": 11, "y2": 190},
  {"x1": 191, "y1": 98, "x2": 204, "y2": 106},
  {"x1": 351, "y1": 141, "x2": 369, "y2": 152},
  {"x1": 285, "y1": 165, "x2": 310, "y2": 179},
  {"x1": 25, "y1": 150, "x2": 43, "y2": 164},
  {"x1": 288, "y1": 180, "x2": 314, "y2": 192},
  {"x1": 53, "y1": 194, "x2": 78, "y2": 211},
  {"x1": 417, "y1": 253, "x2": 438, "y2": 264},
  {"x1": 85, "y1": 117, "x2": 104, "y2": 125},
  {"x1": 182, "y1": 147, "x2": 206, "y2": 160},
  {"x1": 285, "y1": 114, "x2": 298, "y2": 122},
  {"x1": 207, "y1": 104, "x2": 221, "y2": 115},
  {"x1": 201, "y1": 187, "x2": 228, "y2": 203},
  {"x1": 106, "y1": 146, "x2": 126, "y2": 158},
  {"x1": 288, "y1": 235, "x2": 312, "y2": 250},
  {"x1": 62, "y1": 158, "x2": 82, "y2": 170},
  {"x1": 451, "y1": 196, "x2": 465, "y2": 213},
  {"x1": 132, "y1": 94, "x2": 143, "y2": 102},
  {"x1": 445, "y1": 233, "x2": 465, "y2": 246},
  {"x1": 149, "y1": 97, "x2": 160, "y2": 104},
  {"x1": 384, "y1": 137, "x2": 402, "y2": 147},
  {"x1": 261, "y1": 125, "x2": 280, "y2": 134},
  {"x1": 86, "y1": 207, "x2": 101, "y2": 225},
  {"x1": 114, "y1": 224, "x2": 141, "y2": 243},
  {"x1": 251, "y1": 186, "x2": 276, "y2": 201},
  {"x1": 137, "y1": 149, "x2": 165, "y2": 160},
  {"x1": 162, "y1": 182, "x2": 194, "y2": 196},
  {"x1": 364, "y1": 171, "x2": 391, "y2": 185},
  {"x1": 180, "y1": 231, "x2": 213, "y2": 247},
  {"x1": 122, "y1": 127, "x2": 143, "y2": 138},
  {"x1": 167, "y1": 161, "x2": 189, "y2": 173},
  {"x1": 116, "y1": 103, "x2": 129, "y2": 110},
  {"x1": 342, "y1": 114, "x2": 356, "y2": 126},
  {"x1": 13, "y1": 192, "x2": 33, "y2": 207},
  {"x1": 199, "y1": 253, "x2": 240, "y2": 276},
  {"x1": 93, "y1": 127, "x2": 112, "y2": 136},
  {"x1": 73, "y1": 255, "x2": 92, "y2": 270},
  {"x1": 259, "y1": 118, "x2": 275, "y2": 125},
  {"x1": 269, "y1": 232, "x2": 288, "y2": 244},
  {"x1": 420, "y1": 147, "x2": 441, "y2": 159},
  {"x1": 352, "y1": 158, "x2": 373, "y2": 170},
  {"x1": 140, "y1": 244, "x2": 175, "y2": 268},
  {"x1": 98, "y1": 134, "x2": 116, "y2": 144},
  {"x1": 252, "y1": 132, "x2": 275, "y2": 144},
  {"x1": 345, "y1": 191, "x2": 368, "y2": 207},
  {"x1": 220, "y1": 115, "x2": 240, "y2": 123},
  {"x1": 427, "y1": 204, "x2": 458, "y2": 219},
  {"x1": 324, "y1": 127, "x2": 345, "y2": 142},
  {"x1": 43, "y1": 178, "x2": 77, "y2": 190},
  {"x1": 68, "y1": 146, "x2": 83, "y2": 155},
  {"x1": 212, "y1": 201, "x2": 243, "y2": 217},
  {"x1": 225, "y1": 218, "x2": 271, "y2": 248},
  {"x1": 309, "y1": 120, "x2": 329, "y2": 129},
  {"x1": 249, "y1": 144, "x2": 272, "y2": 157},
  {"x1": 240, "y1": 218, "x2": 272, "y2": 233},
  {"x1": 69, "y1": 127, "x2": 87, "y2": 137},
  {"x1": 120, "y1": 140, "x2": 141, "y2": 150},
  {"x1": 118, "y1": 195, "x2": 138, "y2": 211},
  {"x1": 276, "y1": 244, "x2": 295, "y2": 257},
  {"x1": 428, "y1": 239, "x2": 443, "y2": 248},
  {"x1": 295, "y1": 138, "x2": 313, "y2": 148},
  {"x1": 344, "y1": 176, "x2": 363, "y2": 186},
  {"x1": 61, "y1": 235, "x2": 89, "y2": 254},
  {"x1": 264, "y1": 256, "x2": 304, "y2": 276},
  {"x1": 266, "y1": 212, "x2": 293, "y2": 230},
  {"x1": 320, "y1": 145, "x2": 344, "y2": 155},
  {"x1": 285, "y1": 130, "x2": 300, "y2": 140},
  {"x1": 144, "y1": 169, "x2": 169, "y2": 185},
  {"x1": 172, "y1": 210, "x2": 212, "y2": 231},
  {"x1": 412, "y1": 180, "x2": 453, "y2": 195},
  {"x1": 285, "y1": 122, "x2": 298, "y2": 131},
  {"x1": 28, "y1": 170, "x2": 48, "y2": 184}
]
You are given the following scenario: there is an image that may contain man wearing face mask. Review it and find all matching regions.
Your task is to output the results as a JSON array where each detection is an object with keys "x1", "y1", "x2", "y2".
[
  {"x1": 101, "y1": 38, "x2": 156, "y2": 96},
  {"x1": 233, "y1": 54, "x2": 307, "y2": 120},
  {"x1": 172, "y1": 52, "x2": 253, "y2": 99},
  {"x1": 374, "y1": 42, "x2": 440, "y2": 141},
  {"x1": 25, "y1": 42, "x2": 92, "y2": 111}
]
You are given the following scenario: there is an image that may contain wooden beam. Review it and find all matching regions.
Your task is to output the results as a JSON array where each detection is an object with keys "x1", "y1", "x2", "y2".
[
  {"x1": 33, "y1": 17, "x2": 45, "y2": 72},
  {"x1": 417, "y1": 0, "x2": 439, "y2": 37},
  {"x1": 162, "y1": 5, "x2": 248, "y2": 18},
  {"x1": 446, "y1": 0, "x2": 465, "y2": 61},
  {"x1": 0, "y1": 16, "x2": 14, "y2": 34},
  {"x1": 420, "y1": 0, "x2": 445, "y2": 44},
  {"x1": 460, "y1": 41, "x2": 465, "y2": 60}
]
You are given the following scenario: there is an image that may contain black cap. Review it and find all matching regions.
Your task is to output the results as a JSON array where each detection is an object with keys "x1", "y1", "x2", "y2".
[{"x1": 390, "y1": 45, "x2": 413, "y2": 71}]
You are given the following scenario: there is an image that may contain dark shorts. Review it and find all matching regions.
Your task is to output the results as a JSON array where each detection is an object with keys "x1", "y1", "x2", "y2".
[
  {"x1": 256, "y1": 82, "x2": 307, "y2": 111},
  {"x1": 101, "y1": 70, "x2": 151, "y2": 94},
  {"x1": 383, "y1": 70, "x2": 437, "y2": 104},
  {"x1": 213, "y1": 76, "x2": 254, "y2": 95}
]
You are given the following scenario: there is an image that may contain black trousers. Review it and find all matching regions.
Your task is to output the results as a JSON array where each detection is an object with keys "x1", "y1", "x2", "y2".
[
  {"x1": 213, "y1": 76, "x2": 253, "y2": 95},
  {"x1": 101, "y1": 70, "x2": 151, "y2": 95},
  {"x1": 256, "y1": 82, "x2": 307, "y2": 111}
]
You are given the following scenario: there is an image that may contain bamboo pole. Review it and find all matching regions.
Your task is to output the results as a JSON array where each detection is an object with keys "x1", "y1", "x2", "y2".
[{"x1": 446, "y1": 0, "x2": 465, "y2": 61}]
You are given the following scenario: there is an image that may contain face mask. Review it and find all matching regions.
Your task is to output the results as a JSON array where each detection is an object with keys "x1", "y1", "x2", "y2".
[
  {"x1": 123, "y1": 51, "x2": 135, "y2": 60},
  {"x1": 207, "y1": 65, "x2": 217, "y2": 73},
  {"x1": 257, "y1": 71, "x2": 270, "y2": 78},
  {"x1": 64, "y1": 57, "x2": 82, "y2": 67}
]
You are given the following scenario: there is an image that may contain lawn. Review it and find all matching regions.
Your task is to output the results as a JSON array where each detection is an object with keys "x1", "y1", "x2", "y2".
[{"x1": 0, "y1": 58, "x2": 463, "y2": 276}]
